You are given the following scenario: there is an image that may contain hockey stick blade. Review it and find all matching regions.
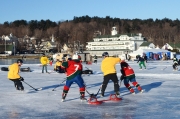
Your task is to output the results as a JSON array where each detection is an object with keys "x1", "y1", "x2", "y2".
[
  {"x1": 37, "y1": 88, "x2": 42, "y2": 91},
  {"x1": 34, "y1": 88, "x2": 42, "y2": 91}
]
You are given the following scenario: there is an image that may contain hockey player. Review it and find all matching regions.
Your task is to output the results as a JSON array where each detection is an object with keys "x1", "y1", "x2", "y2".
[
  {"x1": 137, "y1": 55, "x2": 146, "y2": 69},
  {"x1": 172, "y1": 57, "x2": 178, "y2": 71},
  {"x1": 54, "y1": 59, "x2": 65, "y2": 73},
  {"x1": 40, "y1": 53, "x2": 49, "y2": 73},
  {"x1": 101, "y1": 52, "x2": 121, "y2": 97},
  {"x1": 120, "y1": 59, "x2": 143, "y2": 94},
  {"x1": 7, "y1": 59, "x2": 25, "y2": 91},
  {"x1": 61, "y1": 54, "x2": 86, "y2": 102},
  {"x1": 93, "y1": 55, "x2": 98, "y2": 64}
]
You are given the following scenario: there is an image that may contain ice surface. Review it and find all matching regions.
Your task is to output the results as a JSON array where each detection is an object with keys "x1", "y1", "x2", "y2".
[{"x1": 0, "y1": 60, "x2": 180, "y2": 119}]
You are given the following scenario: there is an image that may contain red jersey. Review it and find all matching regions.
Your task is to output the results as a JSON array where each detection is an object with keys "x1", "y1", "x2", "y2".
[
  {"x1": 120, "y1": 61, "x2": 135, "y2": 78},
  {"x1": 62, "y1": 60, "x2": 82, "y2": 80}
]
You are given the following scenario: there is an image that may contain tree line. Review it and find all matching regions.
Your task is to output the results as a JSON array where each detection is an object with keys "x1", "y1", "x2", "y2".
[{"x1": 0, "y1": 15, "x2": 180, "y2": 47}]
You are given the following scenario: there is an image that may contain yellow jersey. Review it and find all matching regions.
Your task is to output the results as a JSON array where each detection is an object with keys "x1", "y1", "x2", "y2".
[
  {"x1": 101, "y1": 57, "x2": 121, "y2": 76},
  {"x1": 54, "y1": 61, "x2": 62, "y2": 69},
  {"x1": 7, "y1": 63, "x2": 21, "y2": 79},
  {"x1": 40, "y1": 56, "x2": 49, "y2": 65}
]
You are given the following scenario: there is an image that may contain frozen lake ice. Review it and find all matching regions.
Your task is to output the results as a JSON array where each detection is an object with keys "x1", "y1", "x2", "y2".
[{"x1": 0, "y1": 60, "x2": 180, "y2": 119}]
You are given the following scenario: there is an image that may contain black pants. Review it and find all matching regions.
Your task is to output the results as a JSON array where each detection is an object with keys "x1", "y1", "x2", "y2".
[
  {"x1": 9, "y1": 79, "x2": 24, "y2": 90},
  {"x1": 173, "y1": 63, "x2": 178, "y2": 70},
  {"x1": 101, "y1": 73, "x2": 119, "y2": 93},
  {"x1": 94, "y1": 60, "x2": 97, "y2": 63},
  {"x1": 56, "y1": 66, "x2": 65, "y2": 73}
]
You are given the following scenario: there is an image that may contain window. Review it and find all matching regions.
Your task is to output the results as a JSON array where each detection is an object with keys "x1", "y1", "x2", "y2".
[{"x1": 125, "y1": 42, "x2": 129, "y2": 45}]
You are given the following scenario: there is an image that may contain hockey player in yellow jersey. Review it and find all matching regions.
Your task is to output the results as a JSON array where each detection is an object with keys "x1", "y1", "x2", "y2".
[
  {"x1": 8, "y1": 59, "x2": 24, "y2": 91},
  {"x1": 101, "y1": 52, "x2": 121, "y2": 97},
  {"x1": 40, "y1": 53, "x2": 49, "y2": 73}
]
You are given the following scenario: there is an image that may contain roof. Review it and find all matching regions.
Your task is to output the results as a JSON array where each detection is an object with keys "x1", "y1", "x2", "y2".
[
  {"x1": 140, "y1": 42, "x2": 152, "y2": 46},
  {"x1": 48, "y1": 41, "x2": 56, "y2": 45},
  {"x1": 63, "y1": 43, "x2": 74, "y2": 48},
  {"x1": 168, "y1": 43, "x2": 180, "y2": 48}
]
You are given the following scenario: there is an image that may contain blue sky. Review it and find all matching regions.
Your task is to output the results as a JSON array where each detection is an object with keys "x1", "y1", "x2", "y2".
[{"x1": 0, "y1": 0, "x2": 180, "y2": 24}]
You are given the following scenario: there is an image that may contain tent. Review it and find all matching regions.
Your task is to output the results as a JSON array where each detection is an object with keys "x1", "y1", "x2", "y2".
[{"x1": 129, "y1": 49, "x2": 171, "y2": 60}]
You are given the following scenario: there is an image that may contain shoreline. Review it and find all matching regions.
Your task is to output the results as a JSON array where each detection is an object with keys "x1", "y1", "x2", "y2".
[{"x1": 0, "y1": 56, "x2": 41, "y2": 59}]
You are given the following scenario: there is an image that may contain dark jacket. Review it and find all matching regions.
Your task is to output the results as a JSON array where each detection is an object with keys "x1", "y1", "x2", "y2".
[{"x1": 137, "y1": 56, "x2": 145, "y2": 63}]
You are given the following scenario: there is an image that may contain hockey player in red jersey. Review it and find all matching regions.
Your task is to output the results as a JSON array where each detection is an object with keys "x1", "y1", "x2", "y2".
[
  {"x1": 61, "y1": 54, "x2": 86, "y2": 102},
  {"x1": 120, "y1": 58, "x2": 143, "y2": 94}
]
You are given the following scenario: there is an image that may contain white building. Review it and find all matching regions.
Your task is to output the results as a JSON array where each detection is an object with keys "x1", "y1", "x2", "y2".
[
  {"x1": 85, "y1": 27, "x2": 146, "y2": 56},
  {"x1": 161, "y1": 43, "x2": 174, "y2": 50},
  {"x1": 138, "y1": 42, "x2": 155, "y2": 50}
]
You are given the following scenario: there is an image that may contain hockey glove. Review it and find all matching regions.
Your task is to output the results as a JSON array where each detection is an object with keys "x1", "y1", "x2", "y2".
[
  {"x1": 19, "y1": 77, "x2": 24, "y2": 81},
  {"x1": 120, "y1": 75, "x2": 124, "y2": 81}
]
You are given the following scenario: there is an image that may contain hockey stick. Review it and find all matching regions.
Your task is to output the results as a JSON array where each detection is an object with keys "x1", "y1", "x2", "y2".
[
  {"x1": 161, "y1": 66, "x2": 167, "y2": 70},
  {"x1": 52, "y1": 79, "x2": 66, "y2": 91},
  {"x1": 85, "y1": 66, "x2": 90, "y2": 70},
  {"x1": 83, "y1": 78, "x2": 101, "y2": 97},
  {"x1": 86, "y1": 86, "x2": 101, "y2": 98},
  {"x1": 22, "y1": 81, "x2": 39, "y2": 91}
]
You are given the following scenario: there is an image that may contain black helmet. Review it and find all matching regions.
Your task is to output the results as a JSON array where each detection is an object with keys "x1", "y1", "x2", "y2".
[
  {"x1": 102, "y1": 52, "x2": 109, "y2": 57},
  {"x1": 17, "y1": 59, "x2": 23, "y2": 63}
]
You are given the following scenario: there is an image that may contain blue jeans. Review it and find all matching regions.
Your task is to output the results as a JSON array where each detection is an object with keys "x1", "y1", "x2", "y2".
[
  {"x1": 65, "y1": 75, "x2": 85, "y2": 88},
  {"x1": 124, "y1": 77, "x2": 136, "y2": 85},
  {"x1": 42, "y1": 65, "x2": 47, "y2": 73}
]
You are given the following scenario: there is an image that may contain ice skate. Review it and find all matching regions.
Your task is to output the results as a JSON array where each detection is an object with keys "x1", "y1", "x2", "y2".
[
  {"x1": 131, "y1": 92, "x2": 135, "y2": 94},
  {"x1": 61, "y1": 93, "x2": 67, "y2": 102},
  {"x1": 140, "y1": 89, "x2": 144, "y2": 93},
  {"x1": 80, "y1": 92, "x2": 87, "y2": 102},
  {"x1": 115, "y1": 91, "x2": 120, "y2": 97},
  {"x1": 80, "y1": 95, "x2": 87, "y2": 102},
  {"x1": 61, "y1": 99, "x2": 65, "y2": 102},
  {"x1": 100, "y1": 91, "x2": 104, "y2": 97},
  {"x1": 80, "y1": 97, "x2": 87, "y2": 102}
]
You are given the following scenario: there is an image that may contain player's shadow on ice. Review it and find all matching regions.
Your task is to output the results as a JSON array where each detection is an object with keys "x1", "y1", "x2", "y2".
[
  {"x1": 141, "y1": 81, "x2": 163, "y2": 92},
  {"x1": 104, "y1": 81, "x2": 163, "y2": 96},
  {"x1": 120, "y1": 81, "x2": 163, "y2": 96}
]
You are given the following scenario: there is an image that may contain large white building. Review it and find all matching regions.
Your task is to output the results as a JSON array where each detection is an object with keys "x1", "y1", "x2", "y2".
[{"x1": 85, "y1": 27, "x2": 146, "y2": 56}]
